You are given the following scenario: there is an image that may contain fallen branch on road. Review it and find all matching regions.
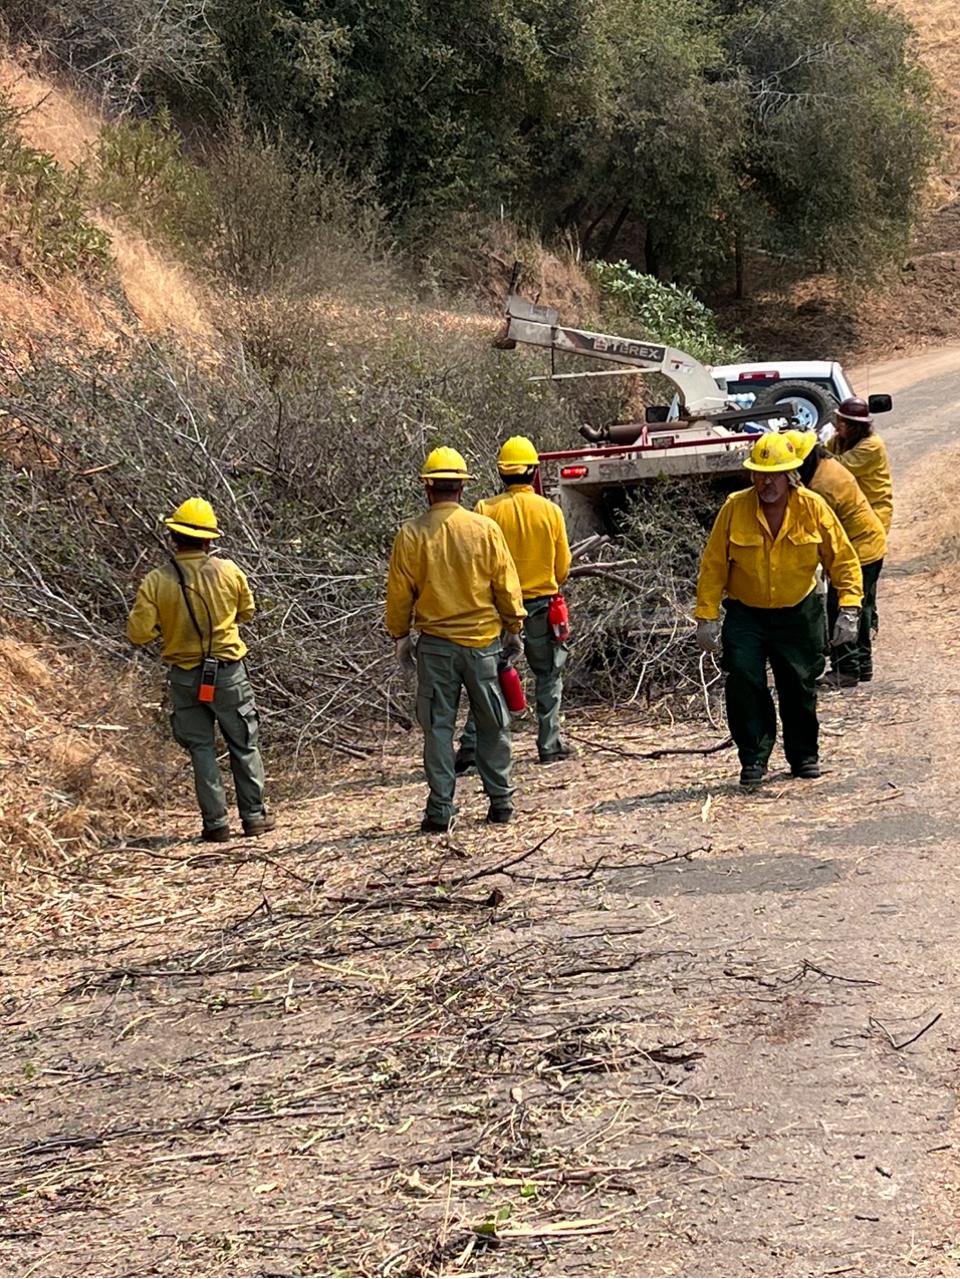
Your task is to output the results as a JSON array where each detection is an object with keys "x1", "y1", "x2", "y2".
[
  {"x1": 869, "y1": 1012, "x2": 942, "y2": 1051},
  {"x1": 567, "y1": 733, "x2": 733, "y2": 760},
  {"x1": 449, "y1": 830, "x2": 557, "y2": 887},
  {"x1": 791, "y1": 960, "x2": 882, "y2": 987}
]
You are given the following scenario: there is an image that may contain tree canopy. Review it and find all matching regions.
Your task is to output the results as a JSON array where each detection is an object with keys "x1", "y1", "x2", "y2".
[{"x1": 5, "y1": 0, "x2": 937, "y2": 283}]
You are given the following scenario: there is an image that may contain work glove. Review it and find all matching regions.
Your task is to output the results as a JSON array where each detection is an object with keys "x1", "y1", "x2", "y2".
[
  {"x1": 395, "y1": 635, "x2": 416, "y2": 672},
  {"x1": 695, "y1": 619, "x2": 722, "y2": 655},
  {"x1": 501, "y1": 630, "x2": 524, "y2": 662},
  {"x1": 830, "y1": 607, "x2": 860, "y2": 648}
]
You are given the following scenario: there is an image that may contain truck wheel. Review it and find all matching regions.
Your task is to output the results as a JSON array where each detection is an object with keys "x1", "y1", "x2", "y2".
[{"x1": 752, "y1": 380, "x2": 839, "y2": 431}]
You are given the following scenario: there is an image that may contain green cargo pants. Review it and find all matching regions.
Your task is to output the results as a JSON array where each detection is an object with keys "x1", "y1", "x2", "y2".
[
  {"x1": 828, "y1": 558, "x2": 883, "y2": 680},
  {"x1": 417, "y1": 634, "x2": 512, "y2": 823},
  {"x1": 168, "y1": 660, "x2": 267, "y2": 832},
  {"x1": 459, "y1": 598, "x2": 567, "y2": 762},
  {"x1": 721, "y1": 593, "x2": 825, "y2": 771}
]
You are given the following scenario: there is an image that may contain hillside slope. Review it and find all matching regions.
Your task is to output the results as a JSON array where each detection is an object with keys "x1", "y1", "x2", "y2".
[
  {"x1": 0, "y1": 625, "x2": 169, "y2": 893},
  {"x1": 895, "y1": 0, "x2": 960, "y2": 188},
  {"x1": 0, "y1": 57, "x2": 218, "y2": 350},
  {"x1": 716, "y1": 0, "x2": 960, "y2": 363}
]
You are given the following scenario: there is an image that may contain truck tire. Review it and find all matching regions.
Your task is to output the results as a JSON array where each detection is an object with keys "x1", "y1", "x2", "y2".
[{"x1": 752, "y1": 380, "x2": 839, "y2": 432}]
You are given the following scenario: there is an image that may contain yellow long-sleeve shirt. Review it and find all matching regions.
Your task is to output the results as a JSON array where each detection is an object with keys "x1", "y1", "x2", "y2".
[
  {"x1": 808, "y1": 457, "x2": 886, "y2": 566},
  {"x1": 826, "y1": 432, "x2": 893, "y2": 532},
  {"x1": 474, "y1": 485, "x2": 571, "y2": 599},
  {"x1": 386, "y1": 502, "x2": 526, "y2": 647},
  {"x1": 127, "y1": 552, "x2": 254, "y2": 669},
  {"x1": 695, "y1": 486, "x2": 863, "y2": 621}
]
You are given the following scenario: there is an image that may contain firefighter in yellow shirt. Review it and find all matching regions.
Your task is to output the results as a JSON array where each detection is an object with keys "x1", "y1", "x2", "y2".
[
  {"x1": 386, "y1": 448, "x2": 526, "y2": 834},
  {"x1": 785, "y1": 429, "x2": 886, "y2": 687},
  {"x1": 826, "y1": 397, "x2": 893, "y2": 532},
  {"x1": 127, "y1": 498, "x2": 274, "y2": 842},
  {"x1": 457, "y1": 436, "x2": 572, "y2": 771},
  {"x1": 694, "y1": 435, "x2": 863, "y2": 787}
]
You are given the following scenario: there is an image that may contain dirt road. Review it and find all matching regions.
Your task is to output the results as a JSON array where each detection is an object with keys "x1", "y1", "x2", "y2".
[{"x1": 4, "y1": 352, "x2": 960, "y2": 1277}]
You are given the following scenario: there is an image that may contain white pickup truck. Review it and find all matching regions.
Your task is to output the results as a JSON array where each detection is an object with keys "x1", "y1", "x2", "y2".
[
  {"x1": 712, "y1": 360, "x2": 856, "y2": 435},
  {"x1": 494, "y1": 292, "x2": 891, "y2": 540}
]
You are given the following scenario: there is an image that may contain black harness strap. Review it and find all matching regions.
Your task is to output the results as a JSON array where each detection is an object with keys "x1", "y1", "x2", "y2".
[{"x1": 170, "y1": 556, "x2": 212, "y2": 661}]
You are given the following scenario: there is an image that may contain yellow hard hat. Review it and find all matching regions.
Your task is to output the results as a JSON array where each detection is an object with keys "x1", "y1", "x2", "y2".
[
  {"x1": 420, "y1": 446, "x2": 474, "y2": 481},
  {"x1": 781, "y1": 429, "x2": 817, "y2": 462},
  {"x1": 164, "y1": 496, "x2": 221, "y2": 539},
  {"x1": 497, "y1": 435, "x2": 539, "y2": 474},
  {"x1": 743, "y1": 433, "x2": 801, "y2": 473}
]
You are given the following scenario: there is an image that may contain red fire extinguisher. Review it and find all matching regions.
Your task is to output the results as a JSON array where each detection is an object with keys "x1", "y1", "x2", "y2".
[
  {"x1": 498, "y1": 660, "x2": 527, "y2": 713},
  {"x1": 547, "y1": 592, "x2": 570, "y2": 642}
]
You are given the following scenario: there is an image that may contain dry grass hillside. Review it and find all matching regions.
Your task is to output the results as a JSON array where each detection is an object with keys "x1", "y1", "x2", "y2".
[
  {"x1": 0, "y1": 625, "x2": 170, "y2": 897},
  {"x1": 0, "y1": 61, "x2": 229, "y2": 889},
  {"x1": 0, "y1": 56, "x2": 218, "y2": 351},
  {"x1": 896, "y1": 0, "x2": 960, "y2": 187},
  {"x1": 0, "y1": 54, "x2": 597, "y2": 359}
]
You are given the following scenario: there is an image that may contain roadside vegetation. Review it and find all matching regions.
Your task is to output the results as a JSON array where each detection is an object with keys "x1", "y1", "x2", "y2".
[
  {"x1": 3, "y1": 0, "x2": 937, "y2": 286},
  {"x1": 0, "y1": 88, "x2": 748, "y2": 756}
]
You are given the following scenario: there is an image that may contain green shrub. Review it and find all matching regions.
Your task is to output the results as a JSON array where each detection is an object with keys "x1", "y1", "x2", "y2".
[
  {"x1": 588, "y1": 260, "x2": 743, "y2": 365},
  {"x1": 206, "y1": 125, "x2": 393, "y2": 296},
  {"x1": 93, "y1": 113, "x2": 395, "y2": 300},
  {"x1": 93, "y1": 110, "x2": 215, "y2": 256},
  {"x1": 0, "y1": 97, "x2": 111, "y2": 278}
]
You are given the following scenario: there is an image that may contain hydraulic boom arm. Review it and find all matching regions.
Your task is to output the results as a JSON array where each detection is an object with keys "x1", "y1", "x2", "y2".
[{"x1": 497, "y1": 294, "x2": 729, "y2": 416}]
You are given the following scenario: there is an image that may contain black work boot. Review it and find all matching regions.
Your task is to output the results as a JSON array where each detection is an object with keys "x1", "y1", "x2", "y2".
[
  {"x1": 859, "y1": 664, "x2": 873, "y2": 683},
  {"x1": 202, "y1": 825, "x2": 232, "y2": 843},
  {"x1": 791, "y1": 760, "x2": 821, "y2": 780},
  {"x1": 420, "y1": 814, "x2": 455, "y2": 835},
  {"x1": 242, "y1": 813, "x2": 277, "y2": 837},
  {"x1": 739, "y1": 762, "x2": 767, "y2": 788},
  {"x1": 818, "y1": 669, "x2": 859, "y2": 690},
  {"x1": 486, "y1": 804, "x2": 514, "y2": 824},
  {"x1": 538, "y1": 743, "x2": 573, "y2": 765},
  {"x1": 454, "y1": 750, "x2": 476, "y2": 776}
]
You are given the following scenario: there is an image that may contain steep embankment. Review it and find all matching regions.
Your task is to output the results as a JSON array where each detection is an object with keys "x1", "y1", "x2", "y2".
[
  {"x1": 0, "y1": 63, "x2": 231, "y2": 883},
  {"x1": 0, "y1": 625, "x2": 169, "y2": 888},
  {"x1": 0, "y1": 56, "x2": 217, "y2": 350},
  {"x1": 895, "y1": 0, "x2": 960, "y2": 187}
]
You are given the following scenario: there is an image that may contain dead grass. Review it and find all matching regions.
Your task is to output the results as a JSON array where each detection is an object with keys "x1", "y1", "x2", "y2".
[
  {"x1": 0, "y1": 51, "x2": 100, "y2": 169},
  {"x1": 881, "y1": 438, "x2": 960, "y2": 585},
  {"x1": 104, "y1": 221, "x2": 217, "y2": 349},
  {"x1": 895, "y1": 0, "x2": 960, "y2": 185},
  {"x1": 0, "y1": 622, "x2": 170, "y2": 897},
  {"x1": 0, "y1": 264, "x2": 130, "y2": 360},
  {"x1": 0, "y1": 51, "x2": 221, "y2": 355},
  {"x1": 0, "y1": 224, "x2": 218, "y2": 358},
  {"x1": 472, "y1": 222, "x2": 599, "y2": 323}
]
